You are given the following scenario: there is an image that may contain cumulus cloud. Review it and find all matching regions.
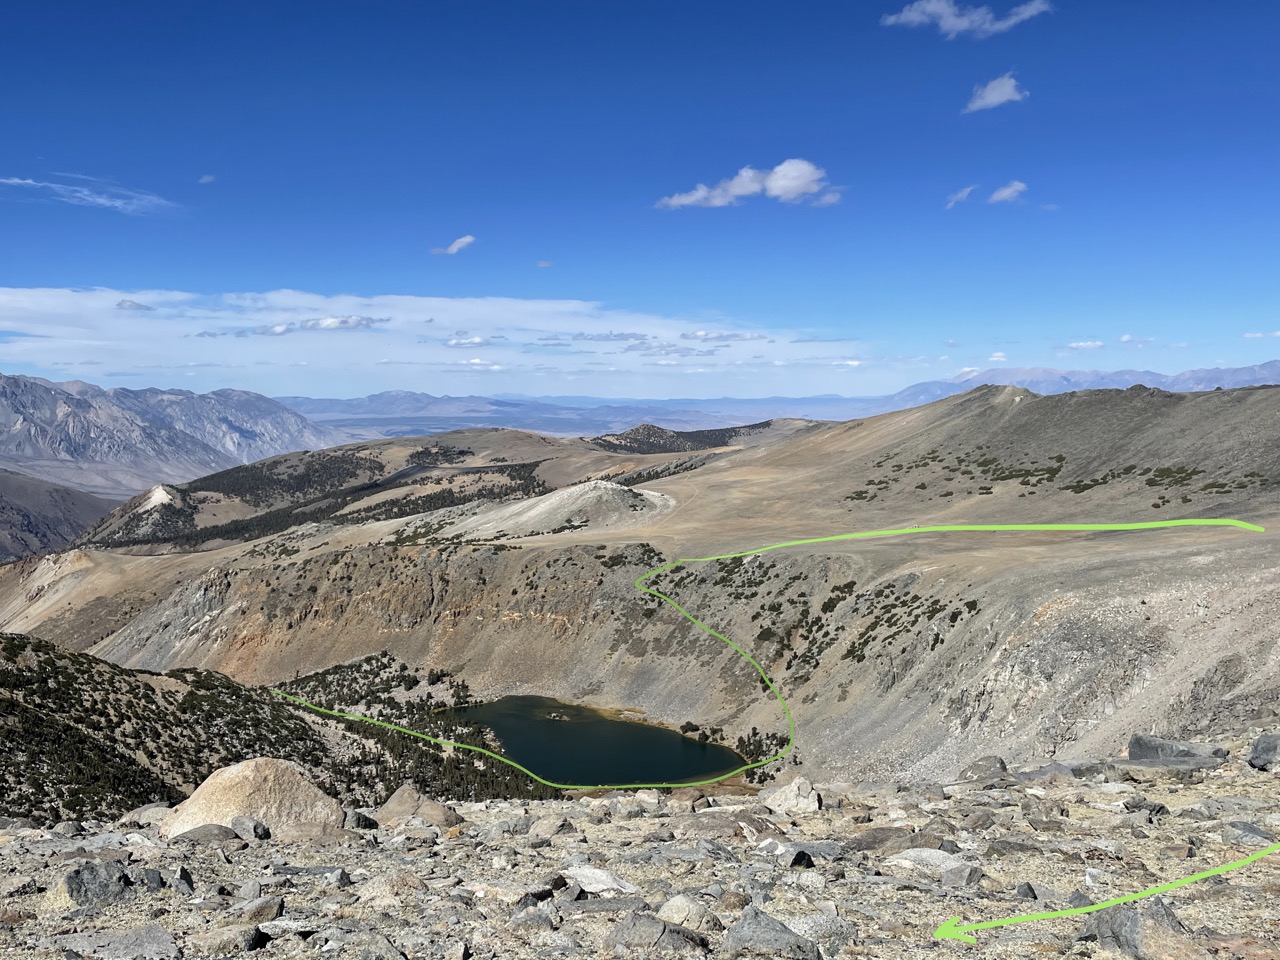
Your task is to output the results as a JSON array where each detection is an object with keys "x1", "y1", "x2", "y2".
[
  {"x1": 432, "y1": 235, "x2": 475, "y2": 255},
  {"x1": 657, "y1": 158, "x2": 838, "y2": 209},
  {"x1": 964, "y1": 72, "x2": 1029, "y2": 112},
  {"x1": 1068, "y1": 340, "x2": 1103, "y2": 349},
  {"x1": 116, "y1": 299, "x2": 155, "y2": 311},
  {"x1": 945, "y1": 185, "x2": 976, "y2": 210},
  {"x1": 0, "y1": 174, "x2": 177, "y2": 215},
  {"x1": 882, "y1": 0, "x2": 1051, "y2": 39},
  {"x1": 988, "y1": 180, "x2": 1028, "y2": 203},
  {"x1": 446, "y1": 336, "x2": 489, "y2": 347},
  {"x1": 197, "y1": 174, "x2": 216, "y2": 184},
  {"x1": 988, "y1": 351, "x2": 1008, "y2": 361}
]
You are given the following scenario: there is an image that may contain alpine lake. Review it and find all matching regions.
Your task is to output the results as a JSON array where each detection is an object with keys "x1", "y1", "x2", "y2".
[{"x1": 436, "y1": 695, "x2": 746, "y2": 786}]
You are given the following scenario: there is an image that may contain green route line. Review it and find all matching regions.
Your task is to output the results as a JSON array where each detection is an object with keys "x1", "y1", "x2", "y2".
[
  {"x1": 934, "y1": 840, "x2": 1280, "y2": 943},
  {"x1": 272, "y1": 517, "x2": 1262, "y2": 793},
  {"x1": 274, "y1": 518, "x2": 1274, "y2": 937}
]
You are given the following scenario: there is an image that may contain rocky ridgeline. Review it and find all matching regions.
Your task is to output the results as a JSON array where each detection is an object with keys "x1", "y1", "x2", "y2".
[{"x1": 1, "y1": 731, "x2": 1278, "y2": 960}]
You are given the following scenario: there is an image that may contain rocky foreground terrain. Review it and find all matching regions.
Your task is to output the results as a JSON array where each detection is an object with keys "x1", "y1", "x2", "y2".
[{"x1": 2, "y1": 726, "x2": 1277, "y2": 960}]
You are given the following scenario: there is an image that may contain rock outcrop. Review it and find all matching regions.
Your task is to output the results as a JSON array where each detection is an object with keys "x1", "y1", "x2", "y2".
[{"x1": 159, "y1": 757, "x2": 345, "y2": 839}]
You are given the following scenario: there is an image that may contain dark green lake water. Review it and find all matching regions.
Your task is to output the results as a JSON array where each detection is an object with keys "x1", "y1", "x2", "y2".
[{"x1": 439, "y1": 695, "x2": 745, "y2": 785}]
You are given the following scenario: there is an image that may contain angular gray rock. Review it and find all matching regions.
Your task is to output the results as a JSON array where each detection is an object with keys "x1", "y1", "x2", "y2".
[
  {"x1": 722, "y1": 905, "x2": 821, "y2": 960},
  {"x1": 375, "y1": 783, "x2": 464, "y2": 829},
  {"x1": 230, "y1": 814, "x2": 270, "y2": 840},
  {"x1": 185, "y1": 923, "x2": 267, "y2": 954},
  {"x1": 1128, "y1": 733, "x2": 1227, "y2": 762},
  {"x1": 1249, "y1": 733, "x2": 1280, "y2": 771},
  {"x1": 603, "y1": 911, "x2": 709, "y2": 954},
  {"x1": 51, "y1": 923, "x2": 180, "y2": 959},
  {"x1": 656, "y1": 893, "x2": 726, "y2": 933},
  {"x1": 1079, "y1": 896, "x2": 1195, "y2": 960},
  {"x1": 170, "y1": 823, "x2": 239, "y2": 843},
  {"x1": 958, "y1": 755, "x2": 1008, "y2": 781},
  {"x1": 43, "y1": 861, "x2": 133, "y2": 912},
  {"x1": 757, "y1": 776, "x2": 822, "y2": 816}
]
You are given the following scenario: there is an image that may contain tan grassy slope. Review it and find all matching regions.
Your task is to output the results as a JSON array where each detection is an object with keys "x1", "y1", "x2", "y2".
[{"x1": 2, "y1": 384, "x2": 1278, "y2": 785}]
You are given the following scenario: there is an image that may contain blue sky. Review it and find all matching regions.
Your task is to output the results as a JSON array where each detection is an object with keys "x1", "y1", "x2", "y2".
[{"x1": 1, "y1": 1, "x2": 1277, "y2": 399}]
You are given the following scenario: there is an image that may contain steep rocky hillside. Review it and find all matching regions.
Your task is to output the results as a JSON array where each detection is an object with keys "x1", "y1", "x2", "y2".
[
  {"x1": 0, "y1": 634, "x2": 556, "y2": 824},
  {"x1": 2, "y1": 384, "x2": 1279, "y2": 794},
  {"x1": 0, "y1": 468, "x2": 118, "y2": 561},
  {"x1": 0, "y1": 373, "x2": 350, "y2": 497}
]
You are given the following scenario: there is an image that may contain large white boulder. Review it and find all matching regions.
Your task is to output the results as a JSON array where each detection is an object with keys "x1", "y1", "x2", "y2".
[{"x1": 160, "y1": 757, "x2": 344, "y2": 839}]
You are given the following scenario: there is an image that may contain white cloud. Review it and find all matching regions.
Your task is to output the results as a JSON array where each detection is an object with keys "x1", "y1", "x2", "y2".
[
  {"x1": 680, "y1": 330, "x2": 767, "y2": 342},
  {"x1": 882, "y1": 0, "x2": 1052, "y2": 39},
  {"x1": 988, "y1": 180, "x2": 1028, "y2": 203},
  {"x1": 988, "y1": 351, "x2": 1008, "y2": 362},
  {"x1": 299, "y1": 315, "x2": 390, "y2": 331},
  {"x1": 963, "y1": 72, "x2": 1029, "y2": 113},
  {"x1": 1068, "y1": 340, "x2": 1103, "y2": 349},
  {"x1": 197, "y1": 174, "x2": 216, "y2": 184},
  {"x1": 432, "y1": 234, "x2": 476, "y2": 255},
  {"x1": 0, "y1": 286, "x2": 890, "y2": 396},
  {"x1": 116, "y1": 299, "x2": 155, "y2": 311},
  {"x1": 0, "y1": 174, "x2": 176, "y2": 215},
  {"x1": 657, "y1": 158, "x2": 839, "y2": 208},
  {"x1": 945, "y1": 185, "x2": 975, "y2": 210},
  {"x1": 1120, "y1": 333, "x2": 1155, "y2": 344},
  {"x1": 1243, "y1": 331, "x2": 1280, "y2": 339}
]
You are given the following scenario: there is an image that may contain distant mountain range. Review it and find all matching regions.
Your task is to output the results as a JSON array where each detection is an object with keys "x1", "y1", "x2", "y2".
[
  {"x1": 277, "y1": 358, "x2": 1280, "y2": 433},
  {"x1": 4, "y1": 357, "x2": 1278, "y2": 510},
  {"x1": 0, "y1": 374, "x2": 350, "y2": 498}
]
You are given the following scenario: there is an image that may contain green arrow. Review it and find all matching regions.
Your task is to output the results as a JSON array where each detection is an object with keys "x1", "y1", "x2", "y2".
[{"x1": 934, "y1": 839, "x2": 1280, "y2": 943}]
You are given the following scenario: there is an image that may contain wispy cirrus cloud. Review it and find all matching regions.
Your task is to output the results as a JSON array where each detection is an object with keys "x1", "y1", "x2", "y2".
[
  {"x1": 964, "y1": 72, "x2": 1029, "y2": 112},
  {"x1": 431, "y1": 234, "x2": 476, "y2": 255},
  {"x1": 945, "y1": 185, "x2": 976, "y2": 209},
  {"x1": 197, "y1": 174, "x2": 216, "y2": 184},
  {"x1": 1120, "y1": 333, "x2": 1155, "y2": 345},
  {"x1": 217, "y1": 315, "x2": 391, "y2": 338},
  {"x1": 657, "y1": 158, "x2": 840, "y2": 209},
  {"x1": 572, "y1": 331, "x2": 650, "y2": 342},
  {"x1": 988, "y1": 180, "x2": 1028, "y2": 203},
  {"x1": 0, "y1": 174, "x2": 177, "y2": 215},
  {"x1": 882, "y1": 0, "x2": 1051, "y2": 39},
  {"x1": 1068, "y1": 340, "x2": 1103, "y2": 349},
  {"x1": 1243, "y1": 331, "x2": 1280, "y2": 339},
  {"x1": 680, "y1": 330, "x2": 767, "y2": 342}
]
